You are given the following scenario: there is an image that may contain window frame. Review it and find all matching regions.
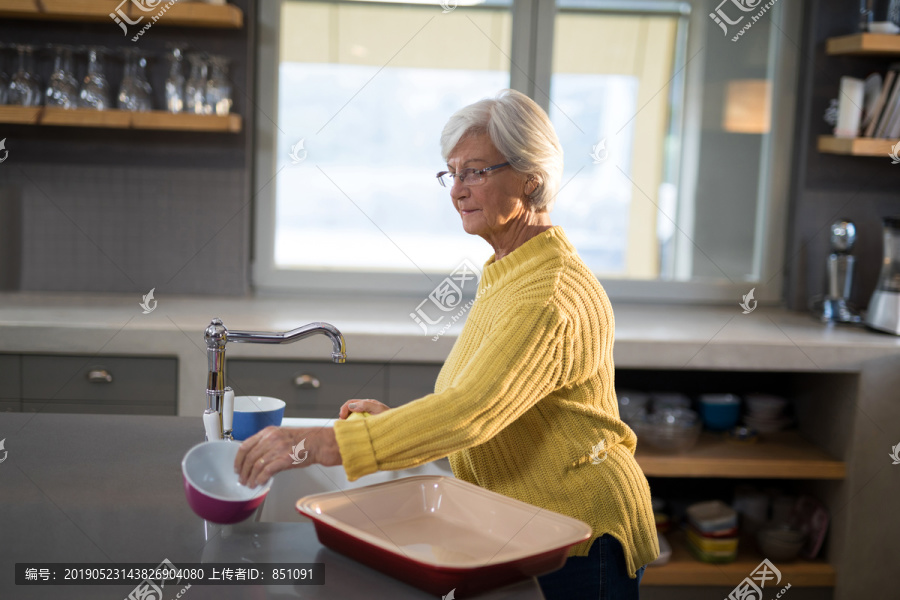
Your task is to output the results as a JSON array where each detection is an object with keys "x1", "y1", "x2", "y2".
[{"x1": 252, "y1": 0, "x2": 800, "y2": 304}]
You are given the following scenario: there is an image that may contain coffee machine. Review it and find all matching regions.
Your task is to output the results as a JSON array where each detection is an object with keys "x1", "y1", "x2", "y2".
[{"x1": 865, "y1": 216, "x2": 900, "y2": 335}]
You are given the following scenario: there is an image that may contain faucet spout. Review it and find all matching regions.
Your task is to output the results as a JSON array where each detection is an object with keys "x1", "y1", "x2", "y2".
[
  {"x1": 227, "y1": 322, "x2": 346, "y2": 363},
  {"x1": 202, "y1": 318, "x2": 347, "y2": 442}
]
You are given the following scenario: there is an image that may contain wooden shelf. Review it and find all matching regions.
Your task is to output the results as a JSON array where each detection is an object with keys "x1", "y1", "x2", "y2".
[
  {"x1": 817, "y1": 135, "x2": 896, "y2": 157},
  {"x1": 642, "y1": 531, "x2": 835, "y2": 587},
  {"x1": 826, "y1": 33, "x2": 900, "y2": 56},
  {"x1": 635, "y1": 431, "x2": 845, "y2": 479},
  {"x1": 0, "y1": 106, "x2": 242, "y2": 133},
  {"x1": 161, "y1": 2, "x2": 244, "y2": 28},
  {"x1": 0, "y1": 105, "x2": 41, "y2": 124},
  {"x1": 131, "y1": 111, "x2": 242, "y2": 132},
  {"x1": 42, "y1": 107, "x2": 132, "y2": 128},
  {"x1": 0, "y1": 0, "x2": 243, "y2": 28}
]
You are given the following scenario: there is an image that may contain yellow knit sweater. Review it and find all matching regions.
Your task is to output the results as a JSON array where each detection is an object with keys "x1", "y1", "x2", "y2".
[{"x1": 333, "y1": 226, "x2": 659, "y2": 577}]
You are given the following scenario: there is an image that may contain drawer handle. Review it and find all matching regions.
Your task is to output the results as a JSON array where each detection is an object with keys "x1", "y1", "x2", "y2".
[
  {"x1": 294, "y1": 374, "x2": 320, "y2": 389},
  {"x1": 87, "y1": 369, "x2": 113, "y2": 384}
]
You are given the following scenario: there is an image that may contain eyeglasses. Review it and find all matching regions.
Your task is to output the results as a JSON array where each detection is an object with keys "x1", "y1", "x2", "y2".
[{"x1": 436, "y1": 162, "x2": 510, "y2": 187}]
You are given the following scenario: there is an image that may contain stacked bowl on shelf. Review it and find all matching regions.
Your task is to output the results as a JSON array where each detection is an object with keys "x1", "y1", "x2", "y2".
[
  {"x1": 744, "y1": 394, "x2": 791, "y2": 433},
  {"x1": 685, "y1": 500, "x2": 739, "y2": 563}
]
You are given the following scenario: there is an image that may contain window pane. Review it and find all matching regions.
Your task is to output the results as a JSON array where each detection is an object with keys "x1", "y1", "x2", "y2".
[
  {"x1": 548, "y1": 9, "x2": 682, "y2": 279},
  {"x1": 275, "y1": 0, "x2": 512, "y2": 272}
]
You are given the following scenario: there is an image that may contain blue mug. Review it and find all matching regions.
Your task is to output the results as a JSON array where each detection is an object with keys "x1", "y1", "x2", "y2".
[{"x1": 232, "y1": 396, "x2": 286, "y2": 441}]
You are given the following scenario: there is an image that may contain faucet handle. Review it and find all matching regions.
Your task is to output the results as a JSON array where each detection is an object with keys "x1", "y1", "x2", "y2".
[{"x1": 222, "y1": 387, "x2": 235, "y2": 441}]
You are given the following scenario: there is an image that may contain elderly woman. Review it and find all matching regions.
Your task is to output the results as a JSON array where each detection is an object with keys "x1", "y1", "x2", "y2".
[{"x1": 235, "y1": 89, "x2": 658, "y2": 599}]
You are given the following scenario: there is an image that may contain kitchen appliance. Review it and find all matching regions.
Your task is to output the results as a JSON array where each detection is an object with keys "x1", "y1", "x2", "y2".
[
  {"x1": 866, "y1": 216, "x2": 900, "y2": 335},
  {"x1": 812, "y1": 220, "x2": 861, "y2": 323}
]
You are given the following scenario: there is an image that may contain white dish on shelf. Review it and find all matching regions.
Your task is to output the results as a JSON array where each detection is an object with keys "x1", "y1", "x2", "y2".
[
  {"x1": 869, "y1": 21, "x2": 900, "y2": 34},
  {"x1": 649, "y1": 532, "x2": 672, "y2": 567}
]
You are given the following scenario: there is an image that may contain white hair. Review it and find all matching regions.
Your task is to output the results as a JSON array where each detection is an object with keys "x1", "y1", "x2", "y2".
[{"x1": 440, "y1": 89, "x2": 564, "y2": 212}]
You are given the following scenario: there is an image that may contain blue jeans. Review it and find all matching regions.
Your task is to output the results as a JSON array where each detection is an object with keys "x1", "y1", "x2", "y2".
[{"x1": 537, "y1": 534, "x2": 646, "y2": 600}]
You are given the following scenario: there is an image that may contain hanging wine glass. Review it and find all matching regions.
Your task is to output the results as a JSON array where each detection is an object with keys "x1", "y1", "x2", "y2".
[
  {"x1": 79, "y1": 46, "x2": 111, "y2": 110},
  {"x1": 45, "y1": 44, "x2": 79, "y2": 109},
  {"x1": 118, "y1": 49, "x2": 153, "y2": 112},
  {"x1": 184, "y1": 53, "x2": 208, "y2": 115},
  {"x1": 205, "y1": 54, "x2": 232, "y2": 116},
  {"x1": 164, "y1": 45, "x2": 186, "y2": 113},
  {"x1": 8, "y1": 44, "x2": 42, "y2": 107}
]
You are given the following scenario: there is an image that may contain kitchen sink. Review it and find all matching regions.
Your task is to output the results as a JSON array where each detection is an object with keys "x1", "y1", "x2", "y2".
[
  {"x1": 257, "y1": 459, "x2": 454, "y2": 523},
  {"x1": 256, "y1": 418, "x2": 454, "y2": 523}
]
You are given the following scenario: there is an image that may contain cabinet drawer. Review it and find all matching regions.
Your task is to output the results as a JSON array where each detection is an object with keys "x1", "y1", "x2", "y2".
[
  {"x1": 0, "y1": 400, "x2": 21, "y2": 412},
  {"x1": 22, "y1": 355, "x2": 176, "y2": 405},
  {"x1": 387, "y1": 363, "x2": 443, "y2": 406},
  {"x1": 21, "y1": 401, "x2": 174, "y2": 416},
  {"x1": 227, "y1": 360, "x2": 387, "y2": 419},
  {"x1": 0, "y1": 355, "x2": 20, "y2": 400}
]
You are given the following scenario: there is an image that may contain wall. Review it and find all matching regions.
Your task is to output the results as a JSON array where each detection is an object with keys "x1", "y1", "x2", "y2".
[
  {"x1": 785, "y1": 0, "x2": 900, "y2": 312},
  {"x1": 0, "y1": 0, "x2": 256, "y2": 296}
]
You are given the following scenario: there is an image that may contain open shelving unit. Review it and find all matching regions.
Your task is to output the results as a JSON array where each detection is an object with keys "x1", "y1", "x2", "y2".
[
  {"x1": 642, "y1": 531, "x2": 836, "y2": 587},
  {"x1": 819, "y1": 33, "x2": 900, "y2": 157},
  {"x1": 0, "y1": 0, "x2": 244, "y2": 28},
  {"x1": 635, "y1": 430, "x2": 846, "y2": 479},
  {"x1": 817, "y1": 135, "x2": 896, "y2": 157},
  {"x1": 0, "y1": 106, "x2": 242, "y2": 132},
  {"x1": 826, "y1": 32, "x2": 900, "y2": 56},
  {"x1": 634, "y1": 428, "x2": 844, "y2": 587}
]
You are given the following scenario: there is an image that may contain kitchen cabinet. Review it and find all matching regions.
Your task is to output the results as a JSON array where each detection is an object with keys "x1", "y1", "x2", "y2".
[
  {"x1": 226, "y1": 360, "x2": 443, "y2": 419},
  {"x1": 227, "y1": 360, "x2": 388, "y2": 419},
  {"x1": 620, "y1": 368, "x2": 849, "y2": 592},
  {"x1": 0, "y1": 355, "x2": 21, "y2": 412},
  {"x1": 386, "y1": 363, "x2": 443, "y2": 405},
  {"x1": 8, "y1": 354, "x2": 178, "y2": 415}
]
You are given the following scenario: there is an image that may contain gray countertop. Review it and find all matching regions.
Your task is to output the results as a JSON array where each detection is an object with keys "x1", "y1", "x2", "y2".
[
  {"x1": 2, "y1": 291, "x2": 899, "y2": 415},
  {"x1": 0, "y1": 412, "x2": 543, "y2": 600}
]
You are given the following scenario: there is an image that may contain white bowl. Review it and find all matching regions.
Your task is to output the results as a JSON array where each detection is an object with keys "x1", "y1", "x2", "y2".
[
  {"x1": 745, "y1": 394, "x2": 787, "y2": 419},
  {"x1": 182, "y1": 441, "x2": 272, "y2": 523},
  {"x1": 870, "y1": 21, "x2": 900, "y2": 34}
]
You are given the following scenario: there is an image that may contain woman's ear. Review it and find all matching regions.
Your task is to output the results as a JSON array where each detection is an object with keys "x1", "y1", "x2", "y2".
[{"x1": 525, "y1": 175, "x2": 540, "y2": 196}]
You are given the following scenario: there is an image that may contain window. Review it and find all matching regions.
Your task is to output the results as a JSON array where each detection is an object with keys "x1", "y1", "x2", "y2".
[{"x1": 255, "y1": 0, "x2": 800, "y2": 301}]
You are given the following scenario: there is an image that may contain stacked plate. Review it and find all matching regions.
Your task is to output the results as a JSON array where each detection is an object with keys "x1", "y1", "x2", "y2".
[
  {"x1": 743, "y1": 394, "x2": 791, "y2": 433},
  {"x1": 685, "y1": 500, "x2": 739, "y2": 563}
]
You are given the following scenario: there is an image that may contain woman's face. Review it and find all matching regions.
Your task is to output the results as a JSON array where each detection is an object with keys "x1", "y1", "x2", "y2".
[{"x1": 446, "y1": 134, "x2": 531, "y2": 240}]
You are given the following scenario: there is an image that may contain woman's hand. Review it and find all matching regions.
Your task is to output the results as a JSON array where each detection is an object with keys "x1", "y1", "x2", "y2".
[
  {"x1": 338, "y1": 398, "x2": 391, "y2": 420},
  {"x1": 234, "y1": 426, "x2": 342, "y2": 488}
]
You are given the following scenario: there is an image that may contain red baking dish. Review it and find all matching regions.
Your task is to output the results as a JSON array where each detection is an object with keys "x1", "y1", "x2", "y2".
[{"x1": 296, "y1": 475, "x2": 592, "y2": 596}]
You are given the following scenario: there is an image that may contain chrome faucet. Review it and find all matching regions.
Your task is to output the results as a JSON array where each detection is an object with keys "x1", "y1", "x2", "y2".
[{"x1": 203, "y1": 318, "x2": 347, "y2": 441}]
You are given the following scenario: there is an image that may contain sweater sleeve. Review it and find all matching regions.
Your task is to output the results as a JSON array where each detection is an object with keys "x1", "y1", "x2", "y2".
[{"x1": 334, "y1": 303, "x2": 567, "y2": 481}]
